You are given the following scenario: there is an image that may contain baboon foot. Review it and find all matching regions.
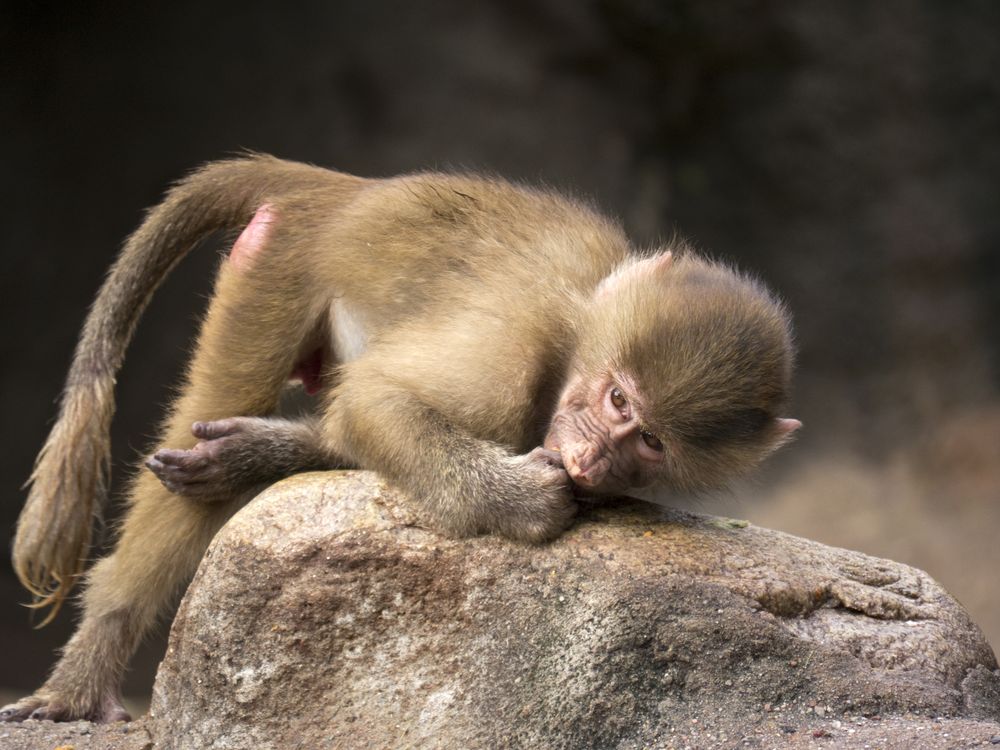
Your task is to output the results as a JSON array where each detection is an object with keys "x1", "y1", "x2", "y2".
[{"x1": 0, "y1": 692, "x2": 130, "y2": 723}]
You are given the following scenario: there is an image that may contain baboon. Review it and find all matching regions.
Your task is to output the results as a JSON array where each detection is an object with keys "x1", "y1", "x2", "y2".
[{"x1": 4, "y1": 155, "x2": 798, "y2": 721}]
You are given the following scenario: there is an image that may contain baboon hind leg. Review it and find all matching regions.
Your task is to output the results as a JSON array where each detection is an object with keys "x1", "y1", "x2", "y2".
[{"x1": 2, "y1": 238, "x2": 326, "y2": 723}]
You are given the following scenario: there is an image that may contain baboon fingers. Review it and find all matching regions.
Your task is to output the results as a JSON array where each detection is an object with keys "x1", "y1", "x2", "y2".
[
  {"x1": 152, "y1": 448, "x2": 210, "y2": 470},
  {"x1": 526, "y1": 446, "x2": 565, "y2": 469},
  {"x1": 146, "y1": 452, "x2": 219, "y2": 497},
  {"x1": 191, "y1": 419, "x2": 244, "y2": 440}
]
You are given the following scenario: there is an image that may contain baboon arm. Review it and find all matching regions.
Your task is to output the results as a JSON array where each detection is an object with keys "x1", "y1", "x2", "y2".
[{"x1": 326, "y1": 373, "x2": 576, "y2": 543}]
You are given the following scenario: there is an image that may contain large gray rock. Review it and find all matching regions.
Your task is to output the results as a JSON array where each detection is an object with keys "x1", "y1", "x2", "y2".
[{"x1": 147, "y1": 472, "x2": 1000, "y2": 749}]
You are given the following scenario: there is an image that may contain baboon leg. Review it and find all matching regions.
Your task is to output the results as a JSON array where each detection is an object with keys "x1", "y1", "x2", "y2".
[
  {"x1": 7, "y1": 472, "x2": 235, "y2": 723},
  {"x1": 3, "y1": 248, "x2": 325, "y2": 722}
]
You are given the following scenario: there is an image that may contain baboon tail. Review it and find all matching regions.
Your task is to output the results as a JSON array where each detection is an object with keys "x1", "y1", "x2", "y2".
[{"x1": 14, "y1": 153, "x2": 336, "y2": 623}]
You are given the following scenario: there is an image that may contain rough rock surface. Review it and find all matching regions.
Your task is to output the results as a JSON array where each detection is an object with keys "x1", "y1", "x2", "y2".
[
  {"x1": 0, "y1": 719, "x2": 152, "y2": 750},
  {"x1": 144, "y1": 472, "x2": 1000, "y2": 749}
]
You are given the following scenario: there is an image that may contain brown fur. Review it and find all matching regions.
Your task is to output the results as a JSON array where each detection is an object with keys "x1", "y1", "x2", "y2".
[
  {"x1": 580, "y1": 250, "x2": 795, "y2": 492},
  {"x1": 3, "y1": 155, "x2": 796, "y2": 722}
]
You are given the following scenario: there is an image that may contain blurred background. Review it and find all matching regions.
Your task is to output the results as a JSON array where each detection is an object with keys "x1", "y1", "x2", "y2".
[{"x1": 2, "y1": 0, "x2": 998, "y2": 712}]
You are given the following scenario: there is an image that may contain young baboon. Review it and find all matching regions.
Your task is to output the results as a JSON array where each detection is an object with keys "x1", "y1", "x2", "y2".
[{"x1": 3, "y1": 154, "x2": 799, "y2": 722}]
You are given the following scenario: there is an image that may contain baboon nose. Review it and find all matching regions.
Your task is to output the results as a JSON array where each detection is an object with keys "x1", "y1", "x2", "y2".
[{"x1": 567, "y1": 464, "x2": 595, "y2": 487}]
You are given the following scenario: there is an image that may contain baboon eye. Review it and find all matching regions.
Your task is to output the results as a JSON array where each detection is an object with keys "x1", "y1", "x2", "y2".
[
  {"x1": 610, "y1": 387, "x2": 627, "y2": 412},
  {"x1": 640, "y1": 430, "x2": 663, "y2": 452}
]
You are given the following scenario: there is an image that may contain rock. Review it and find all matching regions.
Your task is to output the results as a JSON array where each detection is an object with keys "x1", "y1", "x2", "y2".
[
  {"x1": 148, "y1": 472, "x2": 1000, "y2": 749},
  {"x1": 0, "y1": 719, "x2": 152, "y2": 750}
]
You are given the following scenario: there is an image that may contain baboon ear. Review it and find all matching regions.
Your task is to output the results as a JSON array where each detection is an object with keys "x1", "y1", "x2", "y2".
[
  {"x1": 770, "y1": 418, "x2": 802, "y2": 448},
  {"x1": 596, "y1": 250, "x2": 673, "y2": 298},
  {"x1": 775, "y1": 418, "x2": 802, "y2": 434},
  {"x1": 634, "y1": 249, "x2": 674, "y2": 277}
]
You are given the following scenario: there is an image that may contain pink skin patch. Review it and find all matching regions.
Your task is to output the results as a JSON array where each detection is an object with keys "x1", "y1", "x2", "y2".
[
  {"x1": 291, "y1": 348, "x2": 325, "y2": 396},
  {"x1": 229, "y1": 203, "x2": 275, "y2": 271},
  {"x1": 229, "y1": 205, "x2": 325, "y2": 394}
]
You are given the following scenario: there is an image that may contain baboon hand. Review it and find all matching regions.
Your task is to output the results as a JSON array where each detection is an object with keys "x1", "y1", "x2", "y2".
[
  {"x1": 494, "y1": 447, "x2": 578, "y2": 544},
  {"x1": 145, "y1": 417, "x2": 266, "y2": 500}
]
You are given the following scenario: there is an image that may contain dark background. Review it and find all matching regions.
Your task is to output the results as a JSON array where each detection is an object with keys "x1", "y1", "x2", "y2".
[{"x1": 2, "y1": 0, "x2": 998, "y2": 711}]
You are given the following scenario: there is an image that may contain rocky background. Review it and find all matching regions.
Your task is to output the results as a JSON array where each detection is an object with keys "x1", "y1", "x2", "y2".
[{"x1": 1, "y1": 0, "x2": 998, "y2": 711}]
